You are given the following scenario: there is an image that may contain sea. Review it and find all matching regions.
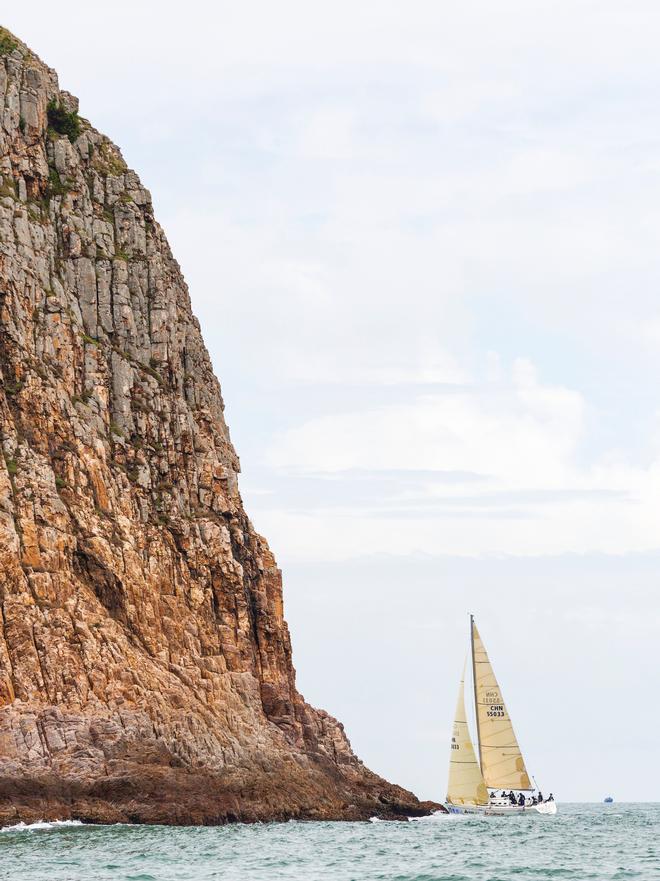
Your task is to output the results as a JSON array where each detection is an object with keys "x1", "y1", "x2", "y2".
[{"x1": 0, "y1": 803, "x2": 657, "y2": 881}]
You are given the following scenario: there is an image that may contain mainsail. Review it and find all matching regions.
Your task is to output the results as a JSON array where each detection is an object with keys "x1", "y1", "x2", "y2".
[
  {"x1": 446, "y1": 665, "x2": 489, "y2": 805},
  {"x1": 471, "y1": 618, "x2": 532, "y2": 790}
]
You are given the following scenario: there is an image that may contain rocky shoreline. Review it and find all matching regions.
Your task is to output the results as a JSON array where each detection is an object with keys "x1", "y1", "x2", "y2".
[{"x1": 0, "y1": 768, "x2": 442, "y2": 826}]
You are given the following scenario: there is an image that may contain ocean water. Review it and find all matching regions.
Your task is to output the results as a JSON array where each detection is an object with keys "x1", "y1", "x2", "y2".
[{"x1": 0, "y1": 803, "x2": 658, "y2": 881}]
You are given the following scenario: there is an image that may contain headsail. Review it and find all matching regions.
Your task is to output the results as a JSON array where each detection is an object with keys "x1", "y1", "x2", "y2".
[
  {"x1": 471, "y1": 617, "x2": 532, "y2": 790},
  {"x1": 446, "y1": 664, "x2": 489, "y2": 805}
]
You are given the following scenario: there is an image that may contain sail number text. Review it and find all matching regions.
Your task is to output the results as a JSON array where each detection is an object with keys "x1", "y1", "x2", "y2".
[{"x1": 486, "y1": 704, "x2": 505, "y2": 718}]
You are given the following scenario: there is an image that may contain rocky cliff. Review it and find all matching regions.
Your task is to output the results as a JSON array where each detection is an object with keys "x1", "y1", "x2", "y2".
[{"x1": 0, "y1": 28, "x2": 434, "y2": 825}]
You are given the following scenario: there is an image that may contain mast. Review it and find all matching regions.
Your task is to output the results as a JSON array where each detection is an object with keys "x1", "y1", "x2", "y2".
[{"x1": 470, "y1": 613, "x2": 483, "y2": 774}]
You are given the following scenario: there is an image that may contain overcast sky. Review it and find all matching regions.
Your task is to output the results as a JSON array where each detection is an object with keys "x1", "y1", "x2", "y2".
[{"x1": 7, "y1": 1, "x2": 660, "y2": 802}]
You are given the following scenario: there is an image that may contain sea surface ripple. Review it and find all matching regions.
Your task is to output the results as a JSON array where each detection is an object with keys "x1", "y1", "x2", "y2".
[{"x1": 0, "y1": 803, "x2": 657, "y2": 880}]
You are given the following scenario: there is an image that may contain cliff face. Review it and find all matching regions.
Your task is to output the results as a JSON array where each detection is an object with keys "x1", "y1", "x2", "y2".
[{"x1": 0, "y1": 29, "x2": 433, "y2": 824}]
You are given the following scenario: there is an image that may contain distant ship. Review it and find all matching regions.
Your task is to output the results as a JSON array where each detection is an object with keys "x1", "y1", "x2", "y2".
[
  {"x1": 445, "y1": 615, "x2": 557, "y2": 815},
  {"x1": 604, "y1": 797, "x2": 614, "y2": 803}
]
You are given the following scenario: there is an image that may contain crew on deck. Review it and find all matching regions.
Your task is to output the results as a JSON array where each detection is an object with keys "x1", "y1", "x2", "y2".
[{"x1": 488, "y1": 789, "x2": 551, "y2": 807}]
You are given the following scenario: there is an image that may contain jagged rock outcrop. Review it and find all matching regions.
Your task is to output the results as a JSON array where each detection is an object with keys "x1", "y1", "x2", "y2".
[{"x1": 0, "y1": 28, "x2": 437, "y2": 824}]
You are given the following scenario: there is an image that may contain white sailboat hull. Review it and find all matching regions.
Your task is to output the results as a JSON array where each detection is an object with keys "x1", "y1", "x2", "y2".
[{"x1": 446, "y1": 801, "x2": 557, "y2": 816}]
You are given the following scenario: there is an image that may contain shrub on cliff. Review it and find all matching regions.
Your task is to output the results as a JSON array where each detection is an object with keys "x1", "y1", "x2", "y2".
[
  {"x1": 0, "y1": 28, "x2": 18, "y2": 56},
  {"x1": 47, "y1": 100, "x2": 81, "y2": 142}
]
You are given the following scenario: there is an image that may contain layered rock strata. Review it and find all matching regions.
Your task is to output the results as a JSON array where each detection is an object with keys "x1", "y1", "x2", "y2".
[{"x1": 0, "y1": 28, "x2": 437, "y2": 825}]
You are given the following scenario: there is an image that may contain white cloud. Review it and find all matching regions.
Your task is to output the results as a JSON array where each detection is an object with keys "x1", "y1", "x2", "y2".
[
  {"x1": 268, "y1": 358, "x2": 584, "y2": 481},
  {"x1": 259, "y1": 359, "x2": 660, "y2": 559}
]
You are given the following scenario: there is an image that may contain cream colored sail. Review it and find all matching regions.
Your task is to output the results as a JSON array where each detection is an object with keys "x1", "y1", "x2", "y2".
[
  {"x1": 446, "y1": 666, "x2": 489, "y2": 805},
  {"x1": 471, "y1": 618, "x2": 532, "y2": 790}
]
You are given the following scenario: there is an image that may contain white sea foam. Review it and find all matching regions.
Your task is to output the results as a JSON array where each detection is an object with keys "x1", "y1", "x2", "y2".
[
  {"x1": 1, "y1": 819, "x2": 84, "y2": 833},
  {"x1": 408, "y1": 810, "x2": 457, "y2": 822}
]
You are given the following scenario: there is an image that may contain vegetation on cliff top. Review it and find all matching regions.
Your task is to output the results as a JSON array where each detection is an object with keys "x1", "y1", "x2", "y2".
[{"x1": 0, "y1": 28, "x2": 18, "y2": 56}]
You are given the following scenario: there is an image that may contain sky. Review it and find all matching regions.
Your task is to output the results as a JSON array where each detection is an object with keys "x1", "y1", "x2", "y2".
[{"x1": 6, "y1": 0, "x2": 660, "y2": 802}]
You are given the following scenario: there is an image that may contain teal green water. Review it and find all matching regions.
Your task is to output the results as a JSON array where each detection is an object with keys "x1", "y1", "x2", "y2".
[{"x1": 0, "y1": 804, "x2": 658, "y2": 880}]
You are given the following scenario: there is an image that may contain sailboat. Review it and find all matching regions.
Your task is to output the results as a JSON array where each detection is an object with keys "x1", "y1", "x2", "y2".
[{"x1": 445, "y1": 615, "x2": 557, "y2": 815}]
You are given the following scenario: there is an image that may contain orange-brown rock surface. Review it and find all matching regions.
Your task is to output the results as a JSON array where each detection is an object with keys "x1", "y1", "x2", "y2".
[{"x1": 0, "y1": 28, "x2": 438, "y2": 825}]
